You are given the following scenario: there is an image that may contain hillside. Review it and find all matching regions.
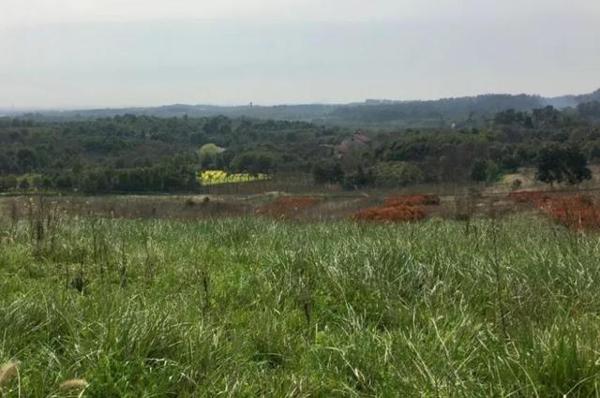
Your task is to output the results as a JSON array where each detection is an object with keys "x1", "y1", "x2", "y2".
[
  {"x1": 15, "y1": 89, "x2": 600, "y2": 127},
  {"x1": 2, "y1": 103, "x2": 600, "y2": 194}
]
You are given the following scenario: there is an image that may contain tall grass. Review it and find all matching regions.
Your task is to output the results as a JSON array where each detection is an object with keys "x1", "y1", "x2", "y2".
[{"x1": 1, "y1": 212, "x2": 600, "y2": 396}]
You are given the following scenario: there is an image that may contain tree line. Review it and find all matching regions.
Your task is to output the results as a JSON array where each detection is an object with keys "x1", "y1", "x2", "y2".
[{"x1": 1, "y1": 103, "x2": 599, "y2": 194}]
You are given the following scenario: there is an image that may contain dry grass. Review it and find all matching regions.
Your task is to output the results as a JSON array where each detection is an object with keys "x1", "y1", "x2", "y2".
[
  {"x1": 256, "y1": 196, "x2": 321, "y2": 219},
  {"x1": 59, "y1": 378, "x2": 89, "y2": 391},
  {"x1": 0, "y1": 361, "x2": 20, "y2": 387},
  {"x1": 384, "y1": 194, "x2": 441, "y2": 207}
]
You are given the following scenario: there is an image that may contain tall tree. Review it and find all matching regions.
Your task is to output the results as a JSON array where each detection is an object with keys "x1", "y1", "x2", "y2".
[{"x1": 536, "y1": 145, "x2": 591, "y2": 186}]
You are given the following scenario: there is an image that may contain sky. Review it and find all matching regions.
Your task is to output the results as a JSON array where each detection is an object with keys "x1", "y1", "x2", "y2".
[{"x1": 1, "y1": 0, "x2": 599, "y2": 108}]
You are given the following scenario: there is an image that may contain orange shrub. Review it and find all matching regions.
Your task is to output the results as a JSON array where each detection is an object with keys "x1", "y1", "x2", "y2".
[
  {"x1": 539, "y1": 195, "x2": 600, "y2": 231},
  {"x1": 384, "y1": 194, "x2": 440, "y2": 207},
  {"x1": 353, "y1": 204, "x2": 426, "y2": 223}
]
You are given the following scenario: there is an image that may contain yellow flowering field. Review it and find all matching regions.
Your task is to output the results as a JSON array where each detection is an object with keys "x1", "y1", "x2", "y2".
[{"x1": 198, "y1": 170, "x2": 270, "y2": 185}]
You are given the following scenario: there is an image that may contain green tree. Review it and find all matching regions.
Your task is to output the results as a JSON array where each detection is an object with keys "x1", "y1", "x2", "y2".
[
  {"x1": 577, "y1": 101, "x2": 600, "y2": 119},
  {"x1": 312, "y1": 161, "x2": 344, "y2": 184},
  {"x1": 536, "y1": 145, "x2": 592, "y2": 186},
  {"x1": 16, "y1": 148, "x2": 37, "y2": 172},
  {"x1": 190, "y1": 131, "x2": 207, "y2": 145},
  {"x1": 371, "y1": 161, "x2": 424, "y2": 187},
  {"x1": 342, "y1": 166, "x2": 374, "y2": 190},
  {"x1": 197, "y1": 143, "x2": 225, "y2": 169},
  {"x1": 230, "y1": 151, "x2": 278, "y2": 174},
  {"x1": 203, "y1": 116, "x2": 232, "y2": 136},
  {"x1": 470, "y1": 159, "x2": 501, "y2": 183}
]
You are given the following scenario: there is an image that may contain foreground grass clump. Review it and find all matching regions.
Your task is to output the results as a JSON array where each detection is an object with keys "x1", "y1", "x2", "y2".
[{"x1": 1, "y1": 214, "x2": 600, "y2": 396}]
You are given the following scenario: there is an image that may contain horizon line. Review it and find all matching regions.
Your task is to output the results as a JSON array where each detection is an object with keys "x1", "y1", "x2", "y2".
[{"x1": 1, "y1": 87, "x2": 598, "y2": 113}]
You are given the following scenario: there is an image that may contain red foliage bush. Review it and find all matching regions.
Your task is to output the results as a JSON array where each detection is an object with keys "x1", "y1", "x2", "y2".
[
  {"x1": 508, "y1": 191, "x2": 600, "y2": 230},
  {"x1": 257, "y1": 196, "x2": 319, "y2": 217},
  {"x1": 384, "y1": 194, "x2": 441, "y2": 207},
  {"x1": 539, "y1": 195, "x2": 600, "y2": 231},
  {"x1": 353, "y1": 193, "x2": 436, "y2": 223},
  {"x1": 353, "y1": 204, "x2": 426, "y2": 223}
]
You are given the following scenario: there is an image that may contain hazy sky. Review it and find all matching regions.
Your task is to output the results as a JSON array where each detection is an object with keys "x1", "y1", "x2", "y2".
[{"x1": 1, "y1": 0, "x2": 599, "y2": 108}]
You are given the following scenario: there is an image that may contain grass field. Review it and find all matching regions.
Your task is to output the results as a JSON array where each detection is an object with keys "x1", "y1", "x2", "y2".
[{"x1": 1, "y1": 205, "x2": 600, "y2": 396}]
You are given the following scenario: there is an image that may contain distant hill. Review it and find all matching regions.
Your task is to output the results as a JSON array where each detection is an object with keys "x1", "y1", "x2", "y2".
[
  {"x1": 574, "y1": 88, "x2": 600, "y2": 104},
  {"x1": 328, "y1": 94, "x2": 545, "y2": 126},
  {"x1": 544, "y1": 89, "x2": 600, "y2": 108},
  {"x1": 12, "y1": 88, "x2": 600, "y2": 127},
  {"x1": 19, "y1": 103, "x2": 337, "y2": 123}
]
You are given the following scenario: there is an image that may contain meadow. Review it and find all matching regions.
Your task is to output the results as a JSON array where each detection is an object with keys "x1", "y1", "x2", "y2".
[{"x1": 1, "y1": 200, "x2": 600, "y2": 396}]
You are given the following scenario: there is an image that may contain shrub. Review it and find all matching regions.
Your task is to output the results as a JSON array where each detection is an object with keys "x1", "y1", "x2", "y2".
[
  {"x1": 540, "y1": 195, "x2": 600, "y2": 231},
  {"x1": 371, "y1": 161, "x2": 424, "y2": 187}
]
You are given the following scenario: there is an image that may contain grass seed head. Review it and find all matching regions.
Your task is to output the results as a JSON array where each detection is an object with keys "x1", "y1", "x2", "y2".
[
  {"x1": 59, "y1": 378, "x2": 89, "y2": 391},
  {"x1": 0, "y1": 360, "x2": 20, "y2": 386}
]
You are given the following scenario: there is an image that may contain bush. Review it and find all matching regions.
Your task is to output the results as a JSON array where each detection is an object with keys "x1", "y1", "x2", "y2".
[
  {"x1": 471, "y1": 159, "x2": 501, "y2": 183},
  {"x1": 371, "y1": 161, "x2": 424, "y2": 187},
  {"x1": 342, "y1": 166, "x2": 374, "y2": 190},
  {"x1": 312, "y1": 162, "x2": 344, "y2": 184}
]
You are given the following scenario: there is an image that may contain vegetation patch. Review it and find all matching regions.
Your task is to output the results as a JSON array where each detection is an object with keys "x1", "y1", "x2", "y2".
[
  {"x1": 1, "y1": 103, "x2": 599, "y2": 195},
  {"x1": 508, "y1": 191, "x2": 600, "y2": 231},
  {"x1": 540, "y1": 195, "x2": 600, "y2": 231},
  {"x1": 384, "y1": 194, "x2": 440, "y2": 207},
  {"x1": 352, "y1": 193, "x2": 435, "y2": 222},
  {"x1": 198, "y1": 170, "x2": 270, "y2": 186},
  {"x1": 256, "y1": 196, "x2": 320, "y2": 218},
  {"x1": 353, "y1": 204, "x2": 426, "y2": 222},
  {"x1": 3, "y1": 212, "x2": 600, "y2": 395},
  {"x1": 508, "y1": 190, "x2": 551, "y2": 206}
]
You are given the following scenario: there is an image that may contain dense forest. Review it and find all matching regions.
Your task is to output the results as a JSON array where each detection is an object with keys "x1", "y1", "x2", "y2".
[{"x1": 1, "y1": 100, "x2": 600, "y2": 194}]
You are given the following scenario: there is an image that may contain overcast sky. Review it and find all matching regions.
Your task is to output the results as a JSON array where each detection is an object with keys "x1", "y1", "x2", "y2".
[{"x1": 1, "y1": 0, "x2": 599, "y2": 108}]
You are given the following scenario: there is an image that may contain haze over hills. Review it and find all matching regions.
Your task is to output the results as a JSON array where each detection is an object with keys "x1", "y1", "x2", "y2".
[{"x1": 7, "y1": 88, "x2": 600, "y2": 127}]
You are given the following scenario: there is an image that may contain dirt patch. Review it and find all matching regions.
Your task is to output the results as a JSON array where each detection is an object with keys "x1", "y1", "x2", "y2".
[
  {"x1": 508, "y1": 190, "x2": 550, "y2": 206},
  {"x1": 1, "y1": 195, "x2": 251, "y2": 221},
  {"x1": 256, "y1": 196, "x2": 321, "y2": 218},
  {"x1": 384, "y1": 194, "x2": 440, "y2": 207},
  {"x1": 353, "y1": 204, "x2": 426, "y2": 223}
]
